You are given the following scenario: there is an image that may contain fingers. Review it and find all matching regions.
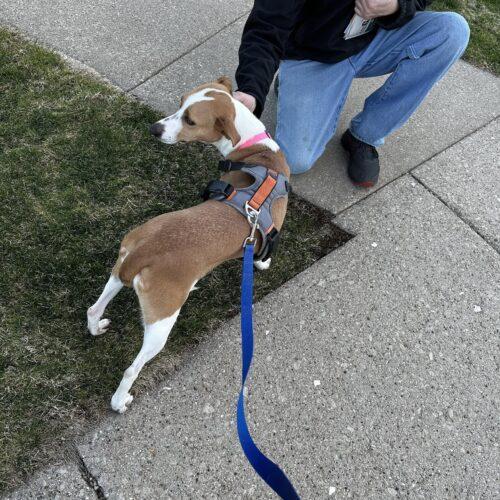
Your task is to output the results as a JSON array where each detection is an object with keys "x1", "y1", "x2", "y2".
[
  {"x1": 354, "y1": 0, "x2": 376, "y2": 19},
  {"x1": 233, "y1": 91, "x2": 257, "y2": 112},
  {"x1": 234, "y1": 91, "x2": 256, "y2": 112},
  {"x1": 354, "y1": 0, "x2": 398, "y2": 19}
]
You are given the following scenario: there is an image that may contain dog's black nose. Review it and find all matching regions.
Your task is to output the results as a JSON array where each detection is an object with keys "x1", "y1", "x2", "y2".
[{"x1": 150, "y1": 122, "x2": 164, "y2": 137}]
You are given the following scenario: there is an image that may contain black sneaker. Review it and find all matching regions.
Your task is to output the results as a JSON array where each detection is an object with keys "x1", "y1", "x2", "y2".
[{"x1": 341, "y1": 129, "x2": 380, "y2": 188}]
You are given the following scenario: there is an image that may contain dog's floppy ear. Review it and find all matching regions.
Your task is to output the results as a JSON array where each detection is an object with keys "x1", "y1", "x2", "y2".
[
  {"x1": 216, "y1": 76, "x2": 233, "y2": 93},
  {"x1": 215, "y1": 115, "x2": 241, "y2": 147}
]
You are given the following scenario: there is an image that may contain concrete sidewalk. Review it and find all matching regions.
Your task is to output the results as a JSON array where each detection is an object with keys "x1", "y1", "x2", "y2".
[
  {"x1": 78, "y1": 175, "x2": 500, "y2": 499},
  {"x1": 2, "y1": 2, "x2": 499, "y2": 498}
]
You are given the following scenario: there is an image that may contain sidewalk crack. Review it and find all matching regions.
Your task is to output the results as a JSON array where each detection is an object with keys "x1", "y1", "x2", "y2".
[
  {"x1": 334, "y1": 114, "x2": 499, "y2": 219},
  {"x1": 410, "y1": 172, "x2": 500, "y2": 256},
  {"x1": 126, "y1": 11, "x2": 250, "y2": 92},
  {"x1": 71, "y1": 444, "x2": 107, "y2": 499}
]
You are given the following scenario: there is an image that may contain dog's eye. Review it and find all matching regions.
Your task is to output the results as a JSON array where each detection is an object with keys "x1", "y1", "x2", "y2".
[{"x1": 184, "y1": 115, "x2": 196, "y2": 126}]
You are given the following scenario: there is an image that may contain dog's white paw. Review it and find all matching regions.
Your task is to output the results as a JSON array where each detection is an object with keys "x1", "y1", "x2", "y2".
[
  {"x1": 111, "y1": 393, "x2": 133, "y2": 414},
  {"x1": 88, "y1": 319, "x2": 110, "y2": 336},
  {"x1": 254, "y1": 258, "x2": 271, "y2": 271},
  {"x1": 97, "y1": 318, "x2": 111, "y2": 334},
  {"x1": 87, "y1": 308, "x2": 111, "y2": 336}
]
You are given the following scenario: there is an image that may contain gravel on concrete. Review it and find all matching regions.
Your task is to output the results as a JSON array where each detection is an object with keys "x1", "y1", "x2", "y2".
[{"x1": 3, "y1": 463, "x2": 94, "y2": 500}]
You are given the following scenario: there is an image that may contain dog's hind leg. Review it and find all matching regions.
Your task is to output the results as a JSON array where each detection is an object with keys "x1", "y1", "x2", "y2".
[
  {"x1": 87, "y1": 247, "x2": 130, "y2": 335},
  {"x1": 87, "y1": 274, "x2": 123, "y2": 336},
  {"x1": 110, "y1": 268, "x2": 192, "y2": 413},
  {"x1": 110, "y1": 309, "x2": 180, "y2": 413}
]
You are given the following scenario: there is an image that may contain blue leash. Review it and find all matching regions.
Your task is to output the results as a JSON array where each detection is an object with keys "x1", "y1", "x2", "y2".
[{"x1": 237, "y1": 242, "x2": 300, "y2": 499}]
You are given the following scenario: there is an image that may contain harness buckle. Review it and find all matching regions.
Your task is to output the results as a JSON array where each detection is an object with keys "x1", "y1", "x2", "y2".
[
  {"x1": 218, "y1": 159, "x2": 233, "y2": 172},
  {"x1": 243, "y1": 201, "x2": 261, "y2": 247},
  {"x1": 200, "y1": 180, "x2": 235, "y2": 201}
]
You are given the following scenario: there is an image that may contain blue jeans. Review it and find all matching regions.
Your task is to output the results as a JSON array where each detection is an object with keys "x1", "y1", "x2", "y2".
[{"x1": 276, "y1": 11, "x2": 470, "y2": 174}]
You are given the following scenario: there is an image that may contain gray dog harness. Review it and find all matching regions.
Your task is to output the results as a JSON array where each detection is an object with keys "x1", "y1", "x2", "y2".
[{"x1": 201, "y1": 160, "x2": 291, "y2": 261}]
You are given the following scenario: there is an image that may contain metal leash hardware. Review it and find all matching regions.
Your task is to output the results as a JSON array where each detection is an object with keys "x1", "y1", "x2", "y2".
[{"x1": 243, "y1": 201, "x2": 261, "y2": 247}]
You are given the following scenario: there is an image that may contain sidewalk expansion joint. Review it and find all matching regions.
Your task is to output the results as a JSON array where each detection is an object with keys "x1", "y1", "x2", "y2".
[
  {"x1": 126, "y1": 10, "x2": 251, "y2": 93},
  {"x1": 71, "y1": 444, "x2": 107, "y2": 500},
  {"x1": 410, "y1": 172, "x2": 500, "y2": 256},
  {"x1": 334, "y1": 114, "x2": 500, "y2": 220}
]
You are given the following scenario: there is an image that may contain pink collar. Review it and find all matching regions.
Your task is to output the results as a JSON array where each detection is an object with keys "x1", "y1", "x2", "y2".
[{"x1": 237, "y1": 131, "x2": 271, "y2": 150}]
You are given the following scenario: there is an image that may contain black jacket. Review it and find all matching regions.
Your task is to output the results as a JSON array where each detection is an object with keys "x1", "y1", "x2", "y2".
[{"x1": 235, "y1": 0, "x2": 430, "y2": 116}]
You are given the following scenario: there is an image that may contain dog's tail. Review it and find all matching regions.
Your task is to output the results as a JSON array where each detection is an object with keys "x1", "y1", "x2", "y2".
[{"x1": 118, "y1": 242, "x2": 155, "y2": 287}]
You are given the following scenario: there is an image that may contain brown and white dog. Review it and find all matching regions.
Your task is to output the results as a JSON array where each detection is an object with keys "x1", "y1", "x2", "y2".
[{"x1": 87, "y1": 77, "x2": 290, "y2": 413}]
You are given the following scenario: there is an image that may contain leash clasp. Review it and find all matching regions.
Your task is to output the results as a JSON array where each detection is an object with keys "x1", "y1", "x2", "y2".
[{"x1": 243, "y1": 202, "x2": 260, "y2": 247}]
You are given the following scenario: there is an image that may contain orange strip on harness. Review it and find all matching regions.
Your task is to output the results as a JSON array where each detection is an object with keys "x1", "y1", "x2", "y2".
[{"x1": 249, "y1": 175, "x2": 277, "y2": 210}]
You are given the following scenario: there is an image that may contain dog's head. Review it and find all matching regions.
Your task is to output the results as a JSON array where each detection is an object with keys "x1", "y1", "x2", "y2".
[{"x1": 150, "y1": 76, "x2": 242, "y2": 147}]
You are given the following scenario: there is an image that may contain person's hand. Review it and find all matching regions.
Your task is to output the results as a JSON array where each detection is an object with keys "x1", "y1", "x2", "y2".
[
  {"x1": 233, "y1": 91, "x2": 257, "y2": 112},
  {"x1": 355, "y1": 0, "x2": 399, "y2": 19}
]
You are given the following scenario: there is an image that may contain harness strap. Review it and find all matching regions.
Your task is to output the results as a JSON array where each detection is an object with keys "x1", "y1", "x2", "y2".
[
  {"x1": 218, "y1": 159, "x2": 247, "y2": 172},
  {"x1": 249, "y1": 174, "x2": 277, "y2": 211}
]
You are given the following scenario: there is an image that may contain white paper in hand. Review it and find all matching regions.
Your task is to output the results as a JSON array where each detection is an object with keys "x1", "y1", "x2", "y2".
[{"x1": 344, "y1": 14, "x2": 375, "y2": 40}]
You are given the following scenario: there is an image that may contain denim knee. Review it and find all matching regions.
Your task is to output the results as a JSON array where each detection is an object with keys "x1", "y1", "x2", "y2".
[
  {"x1": 283, "y1": 148, "x2": 315, "y2": 174},
  {"x1": 439, "y1": 12, "x2": 470, "y2": 57}
]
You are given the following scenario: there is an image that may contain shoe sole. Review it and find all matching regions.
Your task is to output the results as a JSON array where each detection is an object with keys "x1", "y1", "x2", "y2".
[{"x1": 353, "y1": 180, "x2": 376, "y2": 188}]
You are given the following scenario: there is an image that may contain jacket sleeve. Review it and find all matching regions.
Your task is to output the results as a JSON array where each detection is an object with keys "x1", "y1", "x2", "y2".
[
  {"x1": 375, "y1": 0, "x2": 431, "y2": 30},
  {"x1": 235, "y1": 0, "x2": 306, "y2": 117}
]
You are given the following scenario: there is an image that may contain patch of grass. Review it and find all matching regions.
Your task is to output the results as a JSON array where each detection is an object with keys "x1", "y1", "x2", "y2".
[
  {"x1": 0, "y1": 29, "x2": 351, "y2": 492},
  {"x1": 432, "y1": 0, "x2": 500, "y2": 74}
]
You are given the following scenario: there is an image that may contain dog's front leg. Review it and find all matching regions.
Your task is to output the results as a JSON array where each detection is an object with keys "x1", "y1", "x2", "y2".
[
  {"x1": 110, "y1": 311, "x2": 180, "y2": 413},
  {"x1": 254, "y1": 258, "x2": 271, "y2": 271}
]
